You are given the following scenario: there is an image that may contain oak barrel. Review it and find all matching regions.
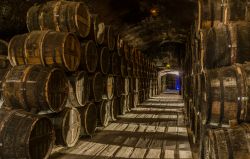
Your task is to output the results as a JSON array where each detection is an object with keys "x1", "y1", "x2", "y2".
[
  {"x1": 0, "y1": 108, "x2": 55, "y2": 159},
  {"x1": 98, "y1": 46, "x2": 110, "y2": 74},
  {"x1": 8, "y1": 31, "x2": 81, "y2": 72},
  {"x1": 124, "y1": 42, "x2": 130, "y2": 61},
  {"x1": 122, "y1": 77, "x2": 130, "y2": 95},
  {"x1": 78, "y1": 102, "x2": 97, "y2": 136},
  {"x1": 49, "y1": 107, "x2": 81, "y2": 147},
  {"x1": 27, "y1": 1, "x2": 91, "y2": 38},
  {"x1": 89, "y1": 72, "x2": 104, "y2": 102},
  {"x1": 2, "y1": 65, "x2": 69, "y2": 113},
  {"x1": 203, "y1": 123, "x2": 250, "y2": 159},
  {"x1": 121, "y1": 58, "x2": 128, "y2": 77},
  {"x1": 114, "y1": 76, "x2": 123, "y2": 97},
  {"x1": 120, "y1": 95, "x2": 128, "y2": 115},
  {"x1": 96, "y1": 100, "x2": 110, "y2": 127},
  {"x1": 223, "y1": 0, "x2": 249, "y2": 23},
  {"x1": 87, "y1": 14, "x2": 104, "y2": 43},
  {"x1": 111, "y1": 51, "x2": 120, "y2": 75},
  {"x1": 205, "y1": 22, "x2": 250, "y2": 69},
  {"x1": 104, "y1": 74, "x2": 114, "y2": 100},
  {"x1": 198, "y1": 0, "x2": 223, "y2": 30},
  {"x1": 110, "y1": 97, "x2": 119, "y2": 121},
  {"x1": 127, "y1": 93, "x2": 133, "y2": 112},
  {"x1": 67, "y1": 71, "x2": 90, "y2": 107},
  {"x1": 96, "y1": 22, "x2": 105, "y2": 45},
  {"x1": 117, "y1": 34, "x2": 124, "y2": 56},
  {"x1": 103, "y1": 25, "x2": 115, "y2": 50},
  {"x1": 202, "y1": 64, "x2": 250, "y2": 127},
  {"x1": 81, "y1": 40, "x2": 98, "y2": 73},
  {"x1": 133, "y1": 92, "x2": 139, "y2": 108},
  {"x1": 127, "y1": 62, "x2": 132, "y2": 77}
]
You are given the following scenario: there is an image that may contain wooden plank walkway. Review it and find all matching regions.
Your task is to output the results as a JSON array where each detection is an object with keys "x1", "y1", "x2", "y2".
[{"x1": 50, "y1": 94, "x2": 193, "y2": 159}]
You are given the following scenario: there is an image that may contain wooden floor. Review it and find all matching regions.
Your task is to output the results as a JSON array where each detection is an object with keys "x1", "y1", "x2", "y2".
[{"x1": 51, "y1": 94, "x2": 193, "y2": 159}]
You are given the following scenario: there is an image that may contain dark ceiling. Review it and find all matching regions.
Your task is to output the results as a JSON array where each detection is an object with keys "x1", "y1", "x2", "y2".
[
  {"x1": 84, "y1": 0, "x2": 197, "y2": 50},
  {"x1": 0, "y1": 0, "x2": 197, "y2": 55}
]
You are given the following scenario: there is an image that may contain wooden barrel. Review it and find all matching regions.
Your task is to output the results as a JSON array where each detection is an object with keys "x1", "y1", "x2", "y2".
[
  {"x1": 132, "y1": 62, "x2": 138, "y2": 77},
  {"x1": 2, "y1": 65, "x2": 68, "y2": 113},
  {"x1": 27, "y1": 1, "x2": 91, "y2": 38},
  {"x1": 202, "y1": 64, "x2": 250, "y2": 127},
  {"x1": 129, "y1": 78, "x2": 134, "y2": 93},
  {"x1": 122, "y1": 77, "x2": 130, "y2": 95},
  {"x1": 104, "y1": 74, "x2": 114, "y2": 100},
  {"x1": 127, "y1": 93, "x2": 133, "y2": 111},
  {"x1": 130, "y1": 47, "x2": 136, "y2": 63},
  {"x1": 67, "y1": 71, "x2": 90, "y2": 107},
  {"x1": 134, "y1": 49, "x2": 139, "y2": 64},
  {"x1": 81, "y1": 40, "x2": 98, "y2": 73},
  {"x1": 120, "y1": 95, "x2": 127, "y2": 115},
  {"x1": 117, "y1": 34, "x2": 124, "y2": 56},
  {"x1": 111, "y1": 52, "x2": 120, "y2": 75},
  {"x1": 96, "y1": 100, "x2": 110, "y2": 127},
  {"x1": 205, "y1": 22, "x2": 250, "y2": 69},
  {"x1": 193, "y1": 107, "x2": 202, "y2": 144},
  {"x1": 198, "y1": 0, "x2": 223, "y2": 30},
  {"x1": 8, "y1": 31, "x2": 81, "y2": 72},
  {"x1": 87, "y1": 14, "x2": 104, "y2": 43},
  {"x1": 78, "y1": 102, "x2": 97, "y2": 136},
  {"x1": 96, "y1": 22, "x2": 105, "y2": 45},
  {"x1": 223, "y1": 0, "x2": 249, "y2": 23},
  {"x1": 98, "y1": 46, "x2": 110, "y2": 74},
  {"x1": 124, "y1": 43, "x2": 130, "y2": 61},
  {"x1": 114, "y1": 76, "x2": 122, "y2": 97},
  {"x1": 127, "y1": 62, "x2": 132, "y2": 77},
  {"x1": 138, "y1": 90, "x2": 144, "y2": 103},
  {"x1": 0, "y1": 108, "x2": 55, "y2": 159},
  {"x1": 121, "y1": 58, "x2": 128, "y2": 77},
  {"x1": 49, "y1": 107, "x2": 81, "y2": 147},
  {"x1": 89, "y1": 72, "x2": 104, "y2": 102},
  {"x1": 103, "y1": 25, "x2": 115, "y2": 50},
  {"x1": 204, "y1": 123, "x2": 250, "y2": 159},
  {"x1": 134, "y1": 78, "x2": 139, "y2": 92},
  {"x1": 133, "y1": 92, "x2": 139, "y2": 108},
  {"x1": 110, "y1": 97, "x2": 119, "y2": 121}
]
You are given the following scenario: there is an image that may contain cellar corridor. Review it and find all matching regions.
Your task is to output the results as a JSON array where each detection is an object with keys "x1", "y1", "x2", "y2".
[
  {"x1": 3, "y1": 0, "x2": 250, "y2": 158},
  {"x1": 50, "y1": 93, "x2": 192, "y2": 159}
]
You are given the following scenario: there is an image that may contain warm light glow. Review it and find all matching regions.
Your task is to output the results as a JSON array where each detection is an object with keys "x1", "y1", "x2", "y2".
[
  {"x1": 166, "y1": 64, "x2": 171, "y2": 69},
  {"x1": 150, "y1": 7, "x2": 159, "y2": 16}
]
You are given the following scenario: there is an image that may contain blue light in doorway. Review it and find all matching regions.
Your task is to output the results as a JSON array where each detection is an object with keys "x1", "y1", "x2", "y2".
[{"x1": 175, "y1": 76, "x2": 180, "y2": 90}]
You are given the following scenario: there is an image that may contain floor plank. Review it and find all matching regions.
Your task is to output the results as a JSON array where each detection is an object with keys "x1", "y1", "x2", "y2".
[{"x1": 50, "y1": 93, "x2": 193, "y2": 159}]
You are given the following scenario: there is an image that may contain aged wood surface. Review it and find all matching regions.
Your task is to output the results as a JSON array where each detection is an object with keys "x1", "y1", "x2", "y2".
[{"x1": 50, "y1": 94, "x2": 192, "y2": 159}]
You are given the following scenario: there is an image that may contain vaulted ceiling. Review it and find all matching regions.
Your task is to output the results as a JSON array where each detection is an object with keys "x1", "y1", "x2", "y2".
[
  {"x1": 0, "y1": 0, "x2": 197, "y2": 57},
  {"x1": 84, "y1": 0, "x2": 197, "y2": 50}
]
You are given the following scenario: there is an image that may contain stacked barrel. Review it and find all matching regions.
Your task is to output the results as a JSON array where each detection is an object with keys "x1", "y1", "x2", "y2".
[
  {"x1": 117, "y1": 37, "x2": 158, "y2": 115},
  {"x1": 184, "y1": 0, "x2": 250, "y2": 158},
  {"x1": 0, "y1": 1, "x2": 158, "y2": 158}
]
